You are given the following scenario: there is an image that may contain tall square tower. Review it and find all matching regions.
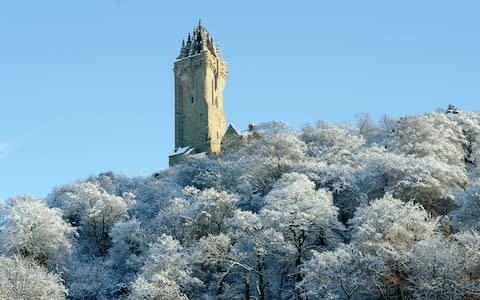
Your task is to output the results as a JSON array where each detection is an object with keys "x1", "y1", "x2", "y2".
[{"x1": 173, "y1": 20, "x2": 228, "y2": 159}]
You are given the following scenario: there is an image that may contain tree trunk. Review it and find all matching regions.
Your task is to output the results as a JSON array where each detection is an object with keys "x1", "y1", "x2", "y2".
[
  {"x1": 257, "y1": 256, "x2": 265, "y2": 300},
  {"x1": 245, "y1": 270, "x2": 251, "y2": 300},
  {"x1": 293, "y1": 230, "x2": 306, "y2": 300}
]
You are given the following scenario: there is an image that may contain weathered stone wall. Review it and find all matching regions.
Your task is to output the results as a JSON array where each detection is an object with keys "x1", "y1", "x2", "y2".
[{"x1": 174, "y1": 50, "x2": 227, "y2": 154}]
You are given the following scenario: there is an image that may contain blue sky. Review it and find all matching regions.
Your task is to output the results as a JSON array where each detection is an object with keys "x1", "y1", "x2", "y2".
[{"x1": 0, "y1": 0, "x2": 479, "y2": 200}]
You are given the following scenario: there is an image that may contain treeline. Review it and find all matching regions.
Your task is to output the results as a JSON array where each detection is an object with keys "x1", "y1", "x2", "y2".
[{"x1": 1, "y1": 106, "x2": 480, "y2": 299}]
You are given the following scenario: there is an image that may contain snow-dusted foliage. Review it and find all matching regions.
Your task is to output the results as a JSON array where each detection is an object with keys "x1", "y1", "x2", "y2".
[
  {"x1": 300, "y1": 121, "x2": 365, "y2": 165},
  {"x1": 357, "y1": 146, "x2": 466, "y2": 215},
  {"x1": 131, "y1": 234, "x2": 201, "y2": 299},
  {"x1": 0, "y1": 255, "x2": 68, "y2": 299},
  {"x1": 451, "y1": 178, "x2": 480, "y2": 231},
  {"x1": 387, "y1": 113, "x2": 467, "y2": 166},
  {"x1": 261, "y1": 172, "x2": 339, "y2": 292},
  {"x1": 47, "y1": 182, "x2": 130, "y2": 255},
  {"x1": 155, "y1": 187, "x2": 238, "y2": 244},
  {"x1": 225, "y1": 121, "x2": 306, "y2": 196},
  {"x1": 348, "y1": 196, "x2": 439, "y2": 298},
  {"x1": 408, "y1": 232, "x2": 480, "y2": 298},
  {"x1": 301, "y1": 195, "x2": 480, "y2": 299},
  {"x1": 349, "y1": 195, "x2": 439, "y2": 253},
  {"x1": 300, "y1": 245, "x2": 383, "y2": 299},
  {"x1": 2, "y1": 108, "x2": 480, "y2": 299},
  {"x1": 0, "y1": 196, "x2": 76, "y2": 268}
]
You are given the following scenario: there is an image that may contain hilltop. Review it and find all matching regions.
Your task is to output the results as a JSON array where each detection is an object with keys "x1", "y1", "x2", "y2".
[{"x1": 1, "y1": 106, "x2": 480, "y2": 299}]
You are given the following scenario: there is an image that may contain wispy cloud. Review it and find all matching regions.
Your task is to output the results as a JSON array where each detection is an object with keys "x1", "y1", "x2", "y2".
[
  {"x1": 0, "y1": 128, "x2": 43, "y2": 160},
  {"x1": 0, "y1": 140, "x2": 14, "y2": 159}
]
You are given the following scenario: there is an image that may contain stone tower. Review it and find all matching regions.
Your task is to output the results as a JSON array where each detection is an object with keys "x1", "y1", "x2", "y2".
[{"x1": 172, "y1": 20, "x2": 228, "y2": 159}]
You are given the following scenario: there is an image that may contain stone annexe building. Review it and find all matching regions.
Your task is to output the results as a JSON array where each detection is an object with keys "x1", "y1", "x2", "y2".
[{"x1": 169, "y1": 21, "x2": 251, "y2": 166}]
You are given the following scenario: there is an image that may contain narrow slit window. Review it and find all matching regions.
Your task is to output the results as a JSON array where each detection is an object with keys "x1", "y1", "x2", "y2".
[{"x1": 212, "y1": 80, "x2": 214, "y2": 105}]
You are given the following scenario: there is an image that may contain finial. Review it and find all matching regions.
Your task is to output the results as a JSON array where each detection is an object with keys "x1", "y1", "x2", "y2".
[
  {"x1": 181, "y1": 40, "x2": 185, "y2": 47},
  {"x1": 187, "y1": 33, "x2": 191, "y2": 43},
  {"x1": 198, "y1": 19, "x2": 203, "y2": 27}
]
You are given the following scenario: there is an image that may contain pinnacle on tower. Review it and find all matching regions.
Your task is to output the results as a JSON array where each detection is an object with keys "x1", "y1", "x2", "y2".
[{"x1": 176, "y1": 20, "x2": 223, "y2": 60}]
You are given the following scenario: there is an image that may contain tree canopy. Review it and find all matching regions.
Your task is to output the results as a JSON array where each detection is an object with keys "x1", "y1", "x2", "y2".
[{"x1": 1, "y1": 107, "x2": 479, "y2": 299}]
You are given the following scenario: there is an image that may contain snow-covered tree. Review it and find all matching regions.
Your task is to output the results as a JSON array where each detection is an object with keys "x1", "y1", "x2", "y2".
[
  {"x1": 190, "y1": 209, "x2": 294, "y2": 300},
  {"x1": 227, "y1": 210, "x2": 292, "y2": 300},
  {"x1": 47, "y1": 182, "x2": 129, "y2": 255},
  {"x1": 349, "y1": 195, "x2": 439, "y2": 298},
  {"x1": 260, "y1": 172, "x2": 339, "y2": 297},
  {"x1": 0, "y1": 195, "x2": 76, "y2": 268},
  {"x1": 296, "y1": 122, "x2": 367, "y2": 222},
  {"x1": 0, "y1": 255, "x2": 67, "y2": 300},
  {"x1": 302, "y1": 195, "x2": 446, "y2": 299},
  {"x1": 64, "y1": 256, "x2": 119, "y2": 299},
  {"x1": 447, "y1": 110, "x2": 480, "y2": 175},
  {"x1": 194, "y1": 233, "x2": 244, "y2": 298},
  {"x1": 229, "y1": 123, "x2": 305, "y2": 196},
  {"x1": 357, "y1": 146, "x2": 466, "y2": 214},
  {"x1": 0, "y1": 200, "x2": 5, "y2": 225},
  {"x1": 297, "y1": 160, "x2": 363, "y2": 223},
  {"x1": 408, "y1": 231, "x2": 480, "y2": 298},
  {"x1": 300, "y1": 245, "x2": 385, "y2": 299},
  {"x1": 130, "y1": 234, "x2": 201, "y2": 299},
  {"x1": 355, "y1": 112, "x2": 380, "y2": 145},
  {"x1": 300, "y1": 121, "x2": 365, "y2": 165},
  {"x1": 451, "y1": 178, "x2": 480, "y2": 231},
  {"x1": 1, "y1": 108, "x2": 478, "y2": 299},
  {"x1": 388, "y1": 113, "x2": 467, "y2": 166},
  {"x1": 133, "y1": 177, "x2": 183, "y2": 221},
  {"x1": 350, "y1": 195, "x2": 438, "y2": 254},
  {"x1": 155, "y1": 187, "x2": 238, "y2": 243},
  {"x1": 106, "y1": 219, "x2": 147, "y2": 282}
]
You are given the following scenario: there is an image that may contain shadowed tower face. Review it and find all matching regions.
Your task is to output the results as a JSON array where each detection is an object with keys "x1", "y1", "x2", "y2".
[{"x1": 174, "y1": 20, "x2": 228, "y2": 154}]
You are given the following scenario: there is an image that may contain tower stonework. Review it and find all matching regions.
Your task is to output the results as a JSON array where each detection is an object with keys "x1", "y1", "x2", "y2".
[{"x1": 170, "y1": 21, "x2": 227, "y2": 165}]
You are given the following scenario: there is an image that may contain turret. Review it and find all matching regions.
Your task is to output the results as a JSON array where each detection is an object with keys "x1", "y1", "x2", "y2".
[{"x1": 170, "y1": 20, "x2": 228, "y2": 166}]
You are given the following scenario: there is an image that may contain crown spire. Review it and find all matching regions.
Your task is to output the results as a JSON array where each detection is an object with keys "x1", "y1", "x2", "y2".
[{"x1": 176, "y1": 20, "x2": 223, "y2": 60}]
